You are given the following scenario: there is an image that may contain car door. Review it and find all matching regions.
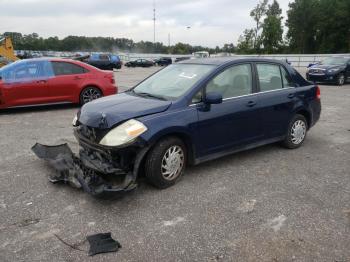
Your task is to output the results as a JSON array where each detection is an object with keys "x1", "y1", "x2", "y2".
[
  {"x1": 135, "y1": 59, "x2": 142, "y2": 67},
  {"x1": 255, "y1": 63, "x2": 296, "y2": 139},
  {"x1": 2, "y1": 60, "x2": 50, "y2": 106},
  {"x1": 194, "y1": 63, "x2": 263, "y2": 156},
  {"x1": 98, "y1": 54, "x2": 111, "y2": 69},
  {"x1": 0, "y1": 63, "x2": 24, "y2": 106},
  {"x1": 47, "y1": 61, "x2": 87, "y2": 102}
]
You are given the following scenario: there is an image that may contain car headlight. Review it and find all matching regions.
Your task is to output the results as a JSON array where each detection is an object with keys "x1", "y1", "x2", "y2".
[
  {"x1": 99, "y1": 119, "x2": 147, "y2": 146},
  {"x1": 328, "y1": 68, "x2": 340, "y2": 73},
  {"x1": 72, "y1": 115, "x2": 78, "y2": 126}
]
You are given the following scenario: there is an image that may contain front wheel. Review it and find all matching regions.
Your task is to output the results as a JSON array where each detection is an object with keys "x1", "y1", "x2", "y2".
[
  {"x1": 337, "y1": 73, "x2": 345, "y2": 86},
  {"x1": 282, "y1": 114, "x2": 308, "y2": 149},
  {"x1": 145, "y1": 137, "x2": 187, "y2": 189},
  {"x1": 80, "y1": 86, "x2": 102, "y2": 105}
]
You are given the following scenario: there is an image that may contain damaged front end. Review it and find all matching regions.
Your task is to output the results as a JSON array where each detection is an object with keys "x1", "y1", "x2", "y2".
[
  {"x1": 31, "y1": 92, "x2": 173, "y2": 197},
  {"x1": 32, "y1": 125, "x2": 149, "y2": 198}
]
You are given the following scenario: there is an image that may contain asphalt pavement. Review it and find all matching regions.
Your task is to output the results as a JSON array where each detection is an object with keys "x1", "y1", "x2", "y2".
[{"x1": 0, "y1": 66, "x2": 349, "y2": 262}]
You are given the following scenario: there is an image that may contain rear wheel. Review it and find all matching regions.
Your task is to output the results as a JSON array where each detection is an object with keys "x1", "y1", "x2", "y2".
[
  {"x1": 80, "y1": 86, "x2": 102, "y2": 105},
  {"x1": 145, "y1": 137, "x2": 186, "y2": 189},
  {"x1": 282, "y1": 114, "x2": 308, "y2": 149},
  {"x1": 337, "y1": 73, "x2": 345, "y2": 86}
]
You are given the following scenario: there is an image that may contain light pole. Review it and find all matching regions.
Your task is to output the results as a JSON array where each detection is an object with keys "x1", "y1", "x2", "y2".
[{"x1": 153, "y1": 0, "x2": 156, "y2": 44}]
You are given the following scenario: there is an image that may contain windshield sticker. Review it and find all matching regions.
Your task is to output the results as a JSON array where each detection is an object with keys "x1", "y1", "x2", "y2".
[{"x1": 179, "y1": 72, "x2": 197, "y2": 79}]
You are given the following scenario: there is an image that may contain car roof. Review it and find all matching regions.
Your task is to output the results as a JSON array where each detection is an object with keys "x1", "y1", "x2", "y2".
[
  {"x1": 18, "y1": 57, "x2": 99, "y2": 66},
  {"x1": 14, "y1": 57, "x2": 84, "y2": 63},
  {"x1": 179, "y1": 57, "x2": 289, "y2": 66},
  {"x1": 11, "y1": 57, "x2": 100, "y2": 71}
]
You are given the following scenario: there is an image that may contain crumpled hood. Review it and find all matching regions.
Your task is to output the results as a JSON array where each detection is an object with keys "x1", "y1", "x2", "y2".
[{"x1": 79, "y1": 93, "x2": 172, "y2": 128}]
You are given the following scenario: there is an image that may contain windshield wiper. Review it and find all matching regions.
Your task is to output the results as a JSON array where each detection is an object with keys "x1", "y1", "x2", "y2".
[{"x1": 132, "y1": 91, "x2": 167, "y2": 101}]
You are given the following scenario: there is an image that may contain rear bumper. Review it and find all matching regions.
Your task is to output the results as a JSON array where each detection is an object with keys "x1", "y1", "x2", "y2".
[
  {"x1": 104, "y1": 86, "x2": 118, "y2": 96},
  {"x1": 310, "y1": 99, "x2": 321, "y2": 128}
]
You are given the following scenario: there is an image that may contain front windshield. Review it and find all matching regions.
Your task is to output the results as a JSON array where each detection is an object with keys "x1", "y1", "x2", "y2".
[
  {"x1": 0, "y1": 61, "x2": 21, "y2": 80},
  {"x1": 132, "y1": 64, "x2": 215, "y2": 100},
  {"x1": 321, "y1": 57, "x2": 347, "y2": 65},
  {"x1": 0, "y1": 60, "x2": 54, "y2": 83}
]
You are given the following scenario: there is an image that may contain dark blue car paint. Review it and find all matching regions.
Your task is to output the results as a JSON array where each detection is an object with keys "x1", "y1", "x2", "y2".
[
  {"x1": 77, "y1": 58, "x2": 321, "y2": 167},
  {"x1": 79, "y1": 93, "x2": 172, "y2": 128}
]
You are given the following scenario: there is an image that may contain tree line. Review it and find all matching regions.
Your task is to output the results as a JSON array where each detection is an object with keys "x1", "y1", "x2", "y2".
[
  {"x1": 1, "y1": 32, "x2": 236, "y2": 55},
  {"x1": 237, "y1": 0, "x2": 350, "y2": 54},
  {"x1": 2, "y1": 0, "x2": 349, "y2": 55}
]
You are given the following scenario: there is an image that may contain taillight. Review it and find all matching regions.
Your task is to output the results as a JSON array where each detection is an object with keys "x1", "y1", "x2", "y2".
[
  {"x1": 104, "y1": 73, "x2": 115, "y2": 84},
  {"x1": 316, "y1": 85, "x2": 321, "y2": 100}
]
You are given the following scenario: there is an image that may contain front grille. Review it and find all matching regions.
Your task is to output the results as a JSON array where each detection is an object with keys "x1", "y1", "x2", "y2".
[
  {"x1": 77, "y1": 125, "x2": 109, "y2": 144},
  {"x1": 309, "y1": 68, "x2": 325, "y2": 74}
]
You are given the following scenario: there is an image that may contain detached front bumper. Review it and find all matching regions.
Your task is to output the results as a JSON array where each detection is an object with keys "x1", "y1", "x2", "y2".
[{"x1": 32, "y1": 135, "x2": 149, "y2": 198}]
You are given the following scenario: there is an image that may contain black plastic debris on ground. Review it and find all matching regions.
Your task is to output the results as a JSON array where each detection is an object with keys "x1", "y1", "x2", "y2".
[
  {"x1": 31, "y1": 143, "x2": 82, "y2": 187},
  {"x1": 31, "y1": 143, "x2": 137, "y2": 198},
  {"x1": 87, "y1": 232, "x2": 121, "y2": 256}
]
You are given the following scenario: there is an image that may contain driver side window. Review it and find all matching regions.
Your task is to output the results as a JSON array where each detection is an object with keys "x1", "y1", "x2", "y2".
[{"x1": 206, "y1": 64, "x2": 252, "y2": 99}]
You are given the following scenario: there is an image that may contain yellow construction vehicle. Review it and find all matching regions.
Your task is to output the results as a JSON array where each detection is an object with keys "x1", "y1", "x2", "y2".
[{"x1": 0, "y1": 37, "x2": 19, "y2": 67}]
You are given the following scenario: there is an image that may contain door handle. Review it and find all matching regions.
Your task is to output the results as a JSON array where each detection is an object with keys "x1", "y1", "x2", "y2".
[
  {"x1": 36, "y1": 80, "x2": 47, "y2": 83},
  {"x1": 73, "y1": 76, "x2": 82, "y2": 80},
  {"x1": 287, "y1": 93, "x2": 295, "y2": 99},
  {"x1": 246, "y1": 100, "x2": 257, "y2": 107}
]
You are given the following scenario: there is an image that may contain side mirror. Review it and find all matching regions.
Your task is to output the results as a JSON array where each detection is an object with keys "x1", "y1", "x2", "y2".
[{"x1": 205, "y1": 91, "x2": 222, "y2": 104}]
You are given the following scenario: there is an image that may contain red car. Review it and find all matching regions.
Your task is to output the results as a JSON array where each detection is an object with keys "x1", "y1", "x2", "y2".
[{"x1": 0, "y1": 58, "x2": 117, "y2": 109}]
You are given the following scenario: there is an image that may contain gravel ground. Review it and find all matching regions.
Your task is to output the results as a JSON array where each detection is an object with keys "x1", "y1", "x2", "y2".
[{"x1": 0, "y1": 66, "x2": 349, "y2": 262}]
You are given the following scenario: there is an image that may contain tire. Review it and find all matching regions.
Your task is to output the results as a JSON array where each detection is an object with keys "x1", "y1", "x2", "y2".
[
  {"x1": 337, "y1": 73, "x2": 345, "y2": 86},
  {"x1": 80, "y1": 86, "x2": 102, "y2": 105},
  {"x1": 281, "y1": 114, "x2": 308, "y2": 149},
  {"x1": 145, "y1": 137, "x2": 187, "y2": 189}
]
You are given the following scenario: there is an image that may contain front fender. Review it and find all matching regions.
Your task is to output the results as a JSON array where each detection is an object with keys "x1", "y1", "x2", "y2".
[{"x1": 140, "y1": 127, "x2": 196, "y2": 165}]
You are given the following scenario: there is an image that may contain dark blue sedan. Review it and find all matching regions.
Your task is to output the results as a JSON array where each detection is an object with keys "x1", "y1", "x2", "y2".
[
  {"x1": 306, "y1": 56, "x2": 350, "y2": 86},
  {"x1": 34, "y1": 58, "x2": 321, "y2": 196}
]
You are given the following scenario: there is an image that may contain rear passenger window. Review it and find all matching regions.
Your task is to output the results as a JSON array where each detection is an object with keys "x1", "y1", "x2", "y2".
[
  {"x1": 280, "y1": 67, "x2": 294, "y2": 88},
  {"x1": 52, "y1": 62, "x2": 86, "y2": 76},
  {"x1": 206, "y1": 64, "x2": 252, "y2": 99},
  {"x1": 257, "y1": 64, "x2": 283, "y2": 91}
]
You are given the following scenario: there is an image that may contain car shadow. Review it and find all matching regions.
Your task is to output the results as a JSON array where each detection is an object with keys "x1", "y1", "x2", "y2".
[
  {"x1": 92, "y1": 142, "x2": 281, "y2": 206},
  {"x1": 317, "y1": 82, "x2": 350, "y2": 87},
  {"x1": 0, "y1": 103, "x2": 80, "y2": 115}
]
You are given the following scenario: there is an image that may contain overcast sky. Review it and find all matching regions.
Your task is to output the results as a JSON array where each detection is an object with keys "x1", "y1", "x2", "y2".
[{"x1": 0, "y1": 0, "x2": 292, "y2": 47}]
